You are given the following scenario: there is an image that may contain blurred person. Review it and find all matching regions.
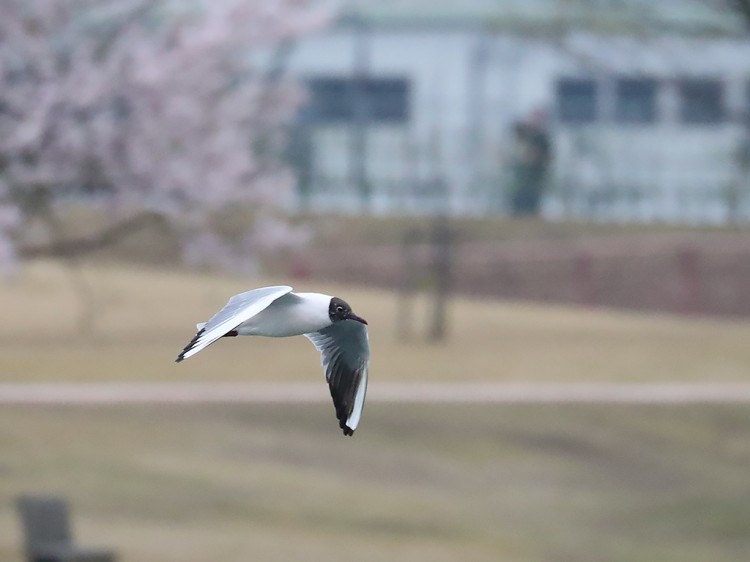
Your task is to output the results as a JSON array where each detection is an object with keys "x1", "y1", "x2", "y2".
[
  {"x1": 738, "y1": 114, "x2": 750, "y2": 181},
  {"x1": 727, "y1": 112, "x2": 750, "y2": 223},
  {"x1": 509, "y1": 109, "x2": 552, "y2": 216}
]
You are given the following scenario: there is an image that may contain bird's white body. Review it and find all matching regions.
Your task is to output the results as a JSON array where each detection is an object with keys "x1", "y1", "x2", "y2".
[{"x1": 236, "y1": 292, "x2": 332, "y2": 337}]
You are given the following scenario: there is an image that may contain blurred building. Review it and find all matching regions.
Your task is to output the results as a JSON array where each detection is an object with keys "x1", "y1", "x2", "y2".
[{"x1": 284, "y1": 0, "x2": 750, "y2": 223}]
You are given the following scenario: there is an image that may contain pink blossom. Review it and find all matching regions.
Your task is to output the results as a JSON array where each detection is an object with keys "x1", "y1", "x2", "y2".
[{"x1": 0, "y1": 0, "x2": 328, "y2": 269}]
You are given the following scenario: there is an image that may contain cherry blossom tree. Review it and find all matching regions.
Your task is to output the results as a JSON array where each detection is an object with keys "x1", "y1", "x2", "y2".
[{"x1": 0, "y1": 0, "x2": 327, "y2": 276}]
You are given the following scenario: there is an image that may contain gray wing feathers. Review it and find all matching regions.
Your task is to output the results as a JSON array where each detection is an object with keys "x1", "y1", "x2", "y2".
[
  {"x1": 305, "y1": 321, "x2": 370, "y2": 436},
  {"x1": 176, "y1": 285, "x2": 293, "y2": 362}
]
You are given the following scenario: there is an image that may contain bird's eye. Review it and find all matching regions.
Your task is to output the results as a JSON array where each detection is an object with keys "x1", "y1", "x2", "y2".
[{"x1": 336, "y1": 306, "x2": 344, "y2": 313}]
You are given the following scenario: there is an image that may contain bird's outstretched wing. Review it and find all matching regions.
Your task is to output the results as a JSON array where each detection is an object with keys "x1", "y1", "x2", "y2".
[
  {"x1": 305, "y1": 320, "x2": 370, "y2": 436},
  {"x1": 176, "y1": 286, "x2": 293, "y2": 362}
]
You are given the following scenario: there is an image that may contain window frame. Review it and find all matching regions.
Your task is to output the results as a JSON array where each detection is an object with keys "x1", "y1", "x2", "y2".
[
  {"x1": 556, "y1": 77, "x2": 599, "y2": 125},
  {"x1": 301, "y1": 76, "x2": 410, "y2": 125},
  {"x1": 614, "y1": 77, "x2": 658, "y2": 125},
  {"x1": 677, "y1": 78, "x2": 725, "y2": 126}
]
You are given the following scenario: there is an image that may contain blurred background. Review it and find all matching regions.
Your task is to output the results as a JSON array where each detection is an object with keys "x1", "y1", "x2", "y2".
[{"x1": 2, "y1": 0, "x2": 750, "y2": 560}]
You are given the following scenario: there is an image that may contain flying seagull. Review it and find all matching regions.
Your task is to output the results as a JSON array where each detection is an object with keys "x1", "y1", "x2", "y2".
[{"x1": 176, "y1": 286, "x2": 370, "y2": 436}]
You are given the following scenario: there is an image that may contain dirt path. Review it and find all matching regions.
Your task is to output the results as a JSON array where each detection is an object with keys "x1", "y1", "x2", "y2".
[{"x1": 2, "y1": 382, "x2": 750, "y2": 404}]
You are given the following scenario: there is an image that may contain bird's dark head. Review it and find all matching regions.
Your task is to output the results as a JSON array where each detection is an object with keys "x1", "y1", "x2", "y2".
[{"x1": 329, "y1": 297, "x2": 367, "y2": 325}]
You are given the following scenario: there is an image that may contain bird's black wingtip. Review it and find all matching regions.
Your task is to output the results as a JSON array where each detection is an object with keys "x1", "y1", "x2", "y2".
[
  {"x1": 176, "y1": 328, "x2": 205, "y2": 364},
  {"x1": 330, "y1": 387, "x2": 357, "y2": 436},
  {"x1": 340, "y1": 417, "x2": 355, "y2": 436}
]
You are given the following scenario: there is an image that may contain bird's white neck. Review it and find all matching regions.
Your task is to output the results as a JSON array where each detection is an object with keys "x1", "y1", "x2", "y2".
[
  {"x1": 292, "y1": 292, "x2": 333, "y2": 325},
  {"x1": 293, "y1": 292, "x2": 333, "y2": 307}
]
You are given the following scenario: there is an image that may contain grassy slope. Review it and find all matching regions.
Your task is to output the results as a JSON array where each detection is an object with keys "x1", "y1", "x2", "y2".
[
  {"x1": 0, "y1": 404, "x2": 749, "y2": 562},
  {"x1": 2, "y1": 259, "x2": 749, "y2": 561},
  {"x1": 41, "y1": 206, "x2": 746, "y2": 268},
  {"x1": 306, "y1": 214, "x2": 743, "y2": 246},
  {"x1": 1, "y1": 260, "x2": 750, "y2": 382}
]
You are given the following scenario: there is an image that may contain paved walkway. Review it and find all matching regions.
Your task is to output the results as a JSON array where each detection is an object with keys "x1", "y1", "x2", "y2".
[{"x1": 2, "y1": 382, "x2": 750, "y2": 404}]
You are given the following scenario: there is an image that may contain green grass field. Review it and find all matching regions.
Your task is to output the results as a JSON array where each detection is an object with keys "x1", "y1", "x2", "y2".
[
  {"x1": 2, "y1": 259, "x2": 750, "y2": 383},
  {"x1": 0, "y1": 403, "x2": 749, "y2": 562},
  {"x1": 2, "y1": 258, "x2": 750, "y2": 561}
]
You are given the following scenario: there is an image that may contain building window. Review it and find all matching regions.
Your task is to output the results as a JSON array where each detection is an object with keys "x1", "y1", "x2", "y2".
[
  {"x1": 556, "y1": 78, "x2": 598, "y2": 124},
  {"x1": 678, "y1": 79, "x2": 724, "y2": 125},
  {"x1": 301, "y1": 77, "x2": 409, "y2": 124},
  {"x1": 615, "y1": 78, "x2": 657, "y2": 124}
]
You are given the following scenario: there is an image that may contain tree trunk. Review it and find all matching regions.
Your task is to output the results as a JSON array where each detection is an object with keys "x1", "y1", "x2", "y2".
[
  {"x1": 428, "y1": 215, "x2": 453, "y2": 342},
  {"x1": 397, "y1": 228, "x2": 419, "y2": 341}
]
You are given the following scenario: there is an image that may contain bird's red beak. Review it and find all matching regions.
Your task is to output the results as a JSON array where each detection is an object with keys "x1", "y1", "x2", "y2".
[{"x1": 348, "y1": 313, "x2": 368, "y2": 325}]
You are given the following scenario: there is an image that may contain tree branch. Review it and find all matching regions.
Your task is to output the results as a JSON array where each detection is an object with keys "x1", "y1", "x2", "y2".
[{"x1": 19, "y1": 211, "x2": 165, "y2": 258}]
